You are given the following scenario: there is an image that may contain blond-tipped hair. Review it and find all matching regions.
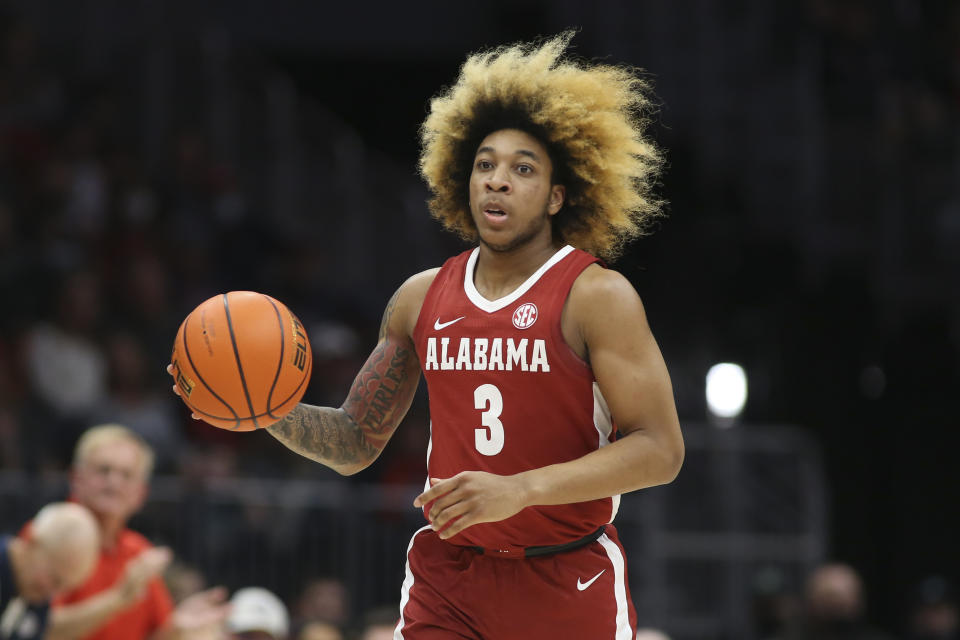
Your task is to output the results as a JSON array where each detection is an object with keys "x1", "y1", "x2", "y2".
[
  {"x1": 419, "y1": 31, "x2": 664, "y2": 261},
  {"x1": 73, "y1": 424, "x2": 155, "y2": 479}
]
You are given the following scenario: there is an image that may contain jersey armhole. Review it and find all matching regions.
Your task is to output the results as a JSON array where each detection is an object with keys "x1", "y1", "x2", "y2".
[
  {"x1": 551, "y1": 255, "x2": 600, "y2": 379},
  {"x1": 411, "y1": 259, "x2": 456, "y2": 346}
]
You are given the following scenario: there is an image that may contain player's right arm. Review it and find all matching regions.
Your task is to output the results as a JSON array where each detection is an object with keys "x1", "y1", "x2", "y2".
[{"x1": 265, "y1": 269, "x2": 437, "y2": 475}]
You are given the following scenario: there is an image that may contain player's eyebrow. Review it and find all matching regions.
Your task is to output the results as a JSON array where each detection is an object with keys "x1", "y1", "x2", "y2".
[{"x1": 476, "y1": 146, "x2": 542, "y2": 163}]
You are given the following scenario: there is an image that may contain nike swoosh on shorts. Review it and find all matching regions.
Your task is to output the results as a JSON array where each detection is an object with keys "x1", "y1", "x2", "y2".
[{"x1": 577, "y1": 570, "x2": 606, "y2": 591}]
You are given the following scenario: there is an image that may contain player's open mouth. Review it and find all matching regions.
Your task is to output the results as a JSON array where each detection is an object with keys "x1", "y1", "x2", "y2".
[{"x1": 483, "y1": 206, "x2": 508, "y2": 224}]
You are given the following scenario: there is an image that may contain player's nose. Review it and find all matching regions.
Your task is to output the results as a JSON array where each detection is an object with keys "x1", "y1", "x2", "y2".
[{"x1": 485, "y1": 169, "x2": 511, "y2": 193}]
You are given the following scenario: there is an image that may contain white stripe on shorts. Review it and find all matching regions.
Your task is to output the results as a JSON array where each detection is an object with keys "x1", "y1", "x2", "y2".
[
  {"x1": 598, "y1": 533, "x2": 633, "y2": 640},
  {"x1": 394, "y1": 525, "x2": 432, "y2": 640}
]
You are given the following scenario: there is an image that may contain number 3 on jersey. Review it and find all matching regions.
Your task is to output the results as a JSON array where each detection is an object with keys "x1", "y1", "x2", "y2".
[{"x1": 474, "y1": 384, "x2": 504, "y2": 456}]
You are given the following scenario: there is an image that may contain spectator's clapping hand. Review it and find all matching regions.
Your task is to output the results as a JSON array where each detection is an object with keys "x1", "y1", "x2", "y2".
[
  {"x1": 118, "y1": 547, "x2": 173, "y2": 605},
  {"x1": 171, "y1": 587, "x2": 231, "y2": 635}
]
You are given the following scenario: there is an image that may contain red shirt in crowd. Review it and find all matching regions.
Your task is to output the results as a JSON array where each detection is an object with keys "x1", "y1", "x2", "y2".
[{"x1": 54, "y1": 529, "x2": 173, "y2": 640}]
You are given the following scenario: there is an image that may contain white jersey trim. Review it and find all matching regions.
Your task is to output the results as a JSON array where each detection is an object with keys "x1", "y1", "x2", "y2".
[
  {"x1": 424, "y1": 420, "x2": 433, "y2": 494},
  {"x1": 394, "y1": 525, "x2": 433, "y2": 640},
  {"x1": 598, "y1": 533, "x2": 634, "y2": 640},
  {"x1": 593, "y1": 383, "x2": 621, "y2": 522},
  {"x1": 463, "y1": 245, "x2": 576, "y2": 313}
]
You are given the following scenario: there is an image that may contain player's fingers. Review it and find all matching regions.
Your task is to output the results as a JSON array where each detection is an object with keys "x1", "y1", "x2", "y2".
[
  {"x1": 431, "y1": 498, "x2": 471, "y2": 531},
  {"x1": 166, "y1": 364, "x2": 174, "y2": 376},
  {"x1": 413, "y1": 477, "x2": 452, "y2": 507},
  {"x1": 171, "y1": 383, "x2": 181, "y2": 397},
  {"x1": 427, "y1": 488, "x2": 464, "y2": 523},
  {"x1": 438, "y1": 512, "x2": 475, "y2": 539}
]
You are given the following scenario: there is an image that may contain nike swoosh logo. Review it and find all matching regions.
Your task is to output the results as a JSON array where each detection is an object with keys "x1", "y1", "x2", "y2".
[
  {"x1": 433, "y1": 316, "x2": 466, "y2": 330},
  {"x1": 577, "y1": 570, "x2": 605, "y2": 591}
]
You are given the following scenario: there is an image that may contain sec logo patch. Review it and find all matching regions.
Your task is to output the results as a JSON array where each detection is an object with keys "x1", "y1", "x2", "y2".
[{"x1": 512, "y1": 302, "x2": 538, "y2": 329}]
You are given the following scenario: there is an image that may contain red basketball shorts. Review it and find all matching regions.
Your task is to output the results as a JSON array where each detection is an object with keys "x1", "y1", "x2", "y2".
[{"x1": 393, "y1": 524, "x2": 638, "y2": 639}]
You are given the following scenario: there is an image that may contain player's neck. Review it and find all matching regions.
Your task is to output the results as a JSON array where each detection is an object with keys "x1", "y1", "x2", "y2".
[{"x1": 474, "y1": 238, "x2": 563, "y2": 300}]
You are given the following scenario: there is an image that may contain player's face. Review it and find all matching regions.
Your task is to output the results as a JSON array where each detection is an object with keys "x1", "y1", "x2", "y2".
[
  {"x1": 468, "y1": 129, "x2": 565, "y2": 254},
  {"x1": 71, "y1": 439, "x2": 148, "y2": 523}
]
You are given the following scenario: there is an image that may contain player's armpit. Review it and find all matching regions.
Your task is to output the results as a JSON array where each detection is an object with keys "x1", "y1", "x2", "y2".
[{"x1": 572, "y1": 267, "x2": 684, "y2": 484}]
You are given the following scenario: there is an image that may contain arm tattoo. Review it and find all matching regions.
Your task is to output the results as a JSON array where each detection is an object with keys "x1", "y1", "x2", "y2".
[
  {"x1": 341, "y1": 339, "x2": 417, "y2": 448},
  {"x1": 267, "y1": 286, "x2": 419, "y2": 472},
  {"x1": 378, "y1": 286, "x2": 402, "y2": 341}
]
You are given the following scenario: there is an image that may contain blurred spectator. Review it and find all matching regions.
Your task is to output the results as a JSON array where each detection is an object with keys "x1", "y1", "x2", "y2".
[
  {"x1": 770, "y1": 563, "x2": 895, "y2": 640},
  {"x1": 292, "y1": 578, "x2": 348, "y2": 630},
  {"x1": 22, "y1": 270, "x2": 106, "y2": 416},
  {"x1": 164, "y1": 562, "x2": 207, "y2": 605},
  {"x1": 752, "y1": 565, "x2": 802, "y2": 639},
  {"x1": 636, "y1": 630, "x2": 672, "y2": 640},
  {"x1": 908, "y1": 576, "x2": 958, "y2": 640},
  {"x1": 60, "y1": 121, "x2": 108, "y2": 240},
  {"x1": 225, "y1": 587, "x2": 289, "y2": 640},
  {"x1": 355, "y1": 606, "x2": 398, "y2": 640},
  {"x1": 1, "y1": 502, "x2": 99, "y2": 640},
  {"x1": 21, "y1": 270, "x2": 107, "y2": 466},
  {"x1": 0, "y1": 406, "x2": 21, "y2": 470},
  {"x1": 295, "y1": 621, "x2": 342, "y2": 640},
  {"x1": 90, "y1": 330, "x2": 181, "y2": 471},
  {"x1": 43, "y1": 424, "x2": 229, "y2": 640},
  {"x1": 110, "y1": 253, "x2": 180, "y2": 388},
  {"x1": 0, "y1": 17, "x2": 63, "y2": 131}
]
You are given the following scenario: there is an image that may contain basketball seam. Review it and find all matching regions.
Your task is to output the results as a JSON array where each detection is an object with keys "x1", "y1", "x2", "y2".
[
  {"x1": 222, "y1": 293, "x2": 260, "y2": 430},
  {"x1": 262, "y1": 295, "x2": 285, "y2": 420},
  {"x1": 185, "y1": 359, "x2": 311, "y2": 422},
  {"x1": 181, "y1": 314, "x2": 240, "y2": 420}
]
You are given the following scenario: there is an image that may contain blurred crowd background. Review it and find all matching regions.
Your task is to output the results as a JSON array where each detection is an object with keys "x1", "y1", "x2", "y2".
[{"x1": 0, "y1": 1, "x2": 958, "y2": 639}]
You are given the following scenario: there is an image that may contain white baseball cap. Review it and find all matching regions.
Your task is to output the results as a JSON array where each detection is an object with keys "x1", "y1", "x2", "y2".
[{"x1": 226, "y1": 587, "x2": 290, "y2": 639}]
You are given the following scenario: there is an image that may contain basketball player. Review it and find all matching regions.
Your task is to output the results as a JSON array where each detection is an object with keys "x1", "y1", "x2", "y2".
[
  {"x1": 1, "y1": 503, "x2": 100, "y2": 640},
  {"x1": 183, "y1": 33, "x2": 684, "y2": 638}
]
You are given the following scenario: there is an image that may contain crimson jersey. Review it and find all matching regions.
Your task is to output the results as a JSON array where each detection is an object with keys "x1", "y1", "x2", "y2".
[{"x1": 412, "y1": 245, "x2": 621, "y2": 551}]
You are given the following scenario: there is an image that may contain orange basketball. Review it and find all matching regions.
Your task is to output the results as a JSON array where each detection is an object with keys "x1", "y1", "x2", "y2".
[{"x1": 170, "y1": 291, "x2": 312, "y2": 431}]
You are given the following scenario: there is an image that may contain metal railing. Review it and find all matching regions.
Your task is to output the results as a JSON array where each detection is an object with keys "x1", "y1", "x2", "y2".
[{"x1": 0, "y1": 422, "x2": 826, "y2": 639}]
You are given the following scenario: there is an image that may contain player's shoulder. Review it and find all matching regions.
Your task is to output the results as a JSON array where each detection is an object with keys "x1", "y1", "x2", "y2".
[
  {"x1": 567, "y1": 263, "x2": 648, "y2": 333},
  {"x1": 396, "y1": 268, "x2": 441, "y2": 314},
  {"x1": 385, "y1": 268, "x2": 441, "y2": 339},
  {"x1": 398, "y1": 267, "x2": 441, "y2": 298},
  {"x1": 570, "y1": 263, "x2": 642, "y2": 307}
]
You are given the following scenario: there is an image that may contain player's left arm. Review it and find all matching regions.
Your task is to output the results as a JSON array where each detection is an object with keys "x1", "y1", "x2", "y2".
[{"x1": 418, "y1": 266, "x2": 684, "y2": 539}]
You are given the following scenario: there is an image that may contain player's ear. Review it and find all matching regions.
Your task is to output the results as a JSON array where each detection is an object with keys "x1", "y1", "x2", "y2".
[{"x1": 548, "y1": 184, "x2": 565, "y2": 216}]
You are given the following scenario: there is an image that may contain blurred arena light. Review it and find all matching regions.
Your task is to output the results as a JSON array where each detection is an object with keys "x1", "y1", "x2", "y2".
[{"x1": 706, "y1": 363, "x2": 748, "y2": 423}]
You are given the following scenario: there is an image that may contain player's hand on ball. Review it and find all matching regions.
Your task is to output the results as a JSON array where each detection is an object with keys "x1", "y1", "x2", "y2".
[
  {"x1": 414, "y1": 472, "x2": 528, "y2": 539},
  {"x1": 166, "y1": 364, "x2": 199, "y2": 419}
]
